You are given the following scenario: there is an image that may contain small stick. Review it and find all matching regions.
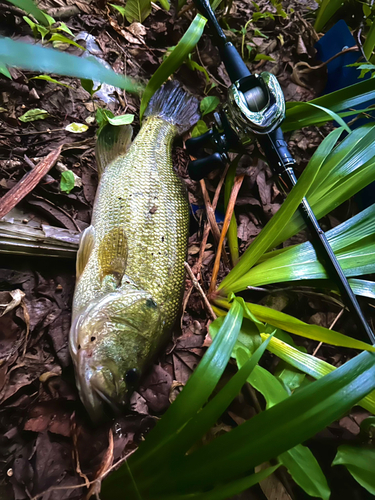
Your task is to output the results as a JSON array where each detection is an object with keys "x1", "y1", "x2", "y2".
[
  {"x1": 194, "y1": 164, "x2": 230, "y2": 280},
  {"x1": 0, "y1": 146, "x2": 62, "y2": 220},
  {"x1": 209, "y1": 174, "x2": 245, "y2": 294},
  {"x1": 312, "y1": 308, "x2": 345, "y2": 357},
  {"x1": 184, "y1": 261, "x2": 216, "y2": 320},
  {"x1": 200, "y1": 179, "x2": 230, "y2": 266}
]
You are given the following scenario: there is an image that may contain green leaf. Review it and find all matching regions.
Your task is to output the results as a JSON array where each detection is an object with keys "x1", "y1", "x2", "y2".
[
  {"x1": 225, "y1": 158, "x2": 240, "y2": 265},
  {"x1": 191, "y1": 119, "x2": 209, "y2": 137},
  {"x1": 50, "y1": 34, "x2": 86, "y2": 50},
  {"x1": 210, "y1": 310, "x2": 375, "y2": 414},
  {"x1": 57, "y1": 22, "x2": 74, "y2": 36},
  {"x1": 110, "y1": 3, "x2": 127, "y2": 19},
  {"x1": 60, "y1": 170, "x2": 75, "y2": 193},
  {"x1": 65, "y1": 122, "x2": 89, "y2": 133},
  {"x1": 123, "y1": 0, "x2": 151, "y2": 23},
  {"x1": 314, "y1": 0, "x2": 347, "y2": 32},
  {"x1": 218, "y1": 127, "x2": 344, "y2": 294},
  {"x1": 19, "y1": 108, "x2": 49, "y2": 122},
  {"x1": 363, "y1": 20, "x2": 375, "y2": 60},
  {"x1": 262, "y1": 332, "x2": 375, "y2": 414},
  {"x1": 6, "y1": 0, "x2": 51, "y2": 25},
  {"x1": 254, "y1": 53, "x2": 275, "y2": 61},
  {"x1": 80, "y1": 78, "x2": 98, "y2": 96},
  {"x1": 150, "y1": 350, "x2": 375, "y2": 492},
  {"x1": 150, "y1": 466, "x2": 280, "y2": 500},
  {"x1": 95, "y1": 108, "x2": 114, "y2": 133},
  {"x1": 234, "y1": 204, "x2": 375, "y2": 291},
  {"x1": 283, "y1": 79, "x2": 375, "y2": 131},
  {"x1": 275, "y1": 361, "x2": 306, "y2": 392},
  {"x1": 348, "y1": 278, "x2": 375, "y2": 299},
  {"x1": 0, "y1": 38, "x2": 143, "y2": 94},
  {"x1": 332, "y1": 445, "x2": 375, "y2": 495},
  {"x1": 186, "y1": 58, "x2": 210, "y2": 83},
  {"x1": 279, "y1": 446, "x2": 330, "y2": 500},
  {"x1": 214, "y1": 298, "x2": 375, "y2": 353},
  {"x1": 139, "y1": 14, "x2": 207, "y2": 120},
  {"x1": 200, "y1": 95, "x2": 220, "y2": 116},
  {"x1": 272, "y1": 123, "x2": 375, "y2": 247},
  {"x1": 106, "y1": 114, "x2": 134, "y2": 126},
  {"x1": 31, "y1": 74, "x2": 72, "y2": 88},
  {"x1": 305, "y1": 102, "x2": 351, "y2": 133},
  {"x1": 155, "y1": 0, "x2": 170, "y2": 10},
  {"x1": 0, "y1": 62, "x2": 11, "y2": 79}
]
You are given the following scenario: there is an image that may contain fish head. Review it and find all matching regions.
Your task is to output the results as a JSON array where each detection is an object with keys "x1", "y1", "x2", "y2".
[{"x1": 69, "y1": 287, "x2": 161, "y2": 422}]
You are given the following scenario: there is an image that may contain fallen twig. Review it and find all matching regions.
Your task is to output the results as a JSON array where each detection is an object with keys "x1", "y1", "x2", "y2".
[
  {"x1": 0, "y1": 146, "x2": 62, "y2": 220},
  {"x1": 209, "y1": 174, "x2": 245, "y2": 294},
  {"x1": 312, "y1": 308, "x2": 345, "y2": 356},
  {"x1": 200, "y1": 179, "x2": 230, "y2": 267},
  {"x1": 193, "y1": 164, "x2": 230, "y2": 280},
  {"x1": 184, "y1": 261, "x2": 216, "y2": 321}
]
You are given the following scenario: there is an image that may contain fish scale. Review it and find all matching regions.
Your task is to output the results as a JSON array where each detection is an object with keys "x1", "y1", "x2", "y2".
[{"x1": 73, "y1": 118, "x2": 189, "y2": 322}]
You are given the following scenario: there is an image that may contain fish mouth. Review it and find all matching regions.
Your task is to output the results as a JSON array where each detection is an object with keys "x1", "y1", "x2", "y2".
[{"x1": 76, "y1": 350, "x2": 123, "y2": 422}]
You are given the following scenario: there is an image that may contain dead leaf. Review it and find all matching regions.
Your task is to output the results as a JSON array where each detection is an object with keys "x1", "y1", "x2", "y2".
[
  {"x1": 0, "y1": 290, "x2": 25, "y2": 317},
  {"x1": 139, "y1": 364, "x2": 172, "y2": 413},
  {"x1": 24, "y1": 402, "x2": 71, "y2": 437},
  {"x1": 256, "y1": 462, "x2": 293, "y2": 500}
]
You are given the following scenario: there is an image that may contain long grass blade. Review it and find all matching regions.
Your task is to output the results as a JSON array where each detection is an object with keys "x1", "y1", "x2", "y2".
[
  {"x1": 314, "y1": 0, "x2": 347, "y2": 32},
  {"x1": 0, "y1": 38, "x2": 143, "y2": 94},
  {"x1": 260, "y1": 333, "x2": 375, "y2": 414},
  {"x1": 162, "y1": 350, "x2": 375, "y2": 490},
  {"x1": 272, "y1": 124, "x2": 375, "y2": 247},
  {"x1": 5, "y1": 0, "x2": 50, "y2": 25},
  {"x1": 283, "y1": 79, "x2": 375, "y2": 131},
  {"x1": 231, "y1": 204, "x2": 375, "y2": 292},
  {"x1": 217, "y1": 128, "x2": 344, "y2": 294},
  {"x1": 213, "y1": 298, "x2": 375, "y2": 352}
]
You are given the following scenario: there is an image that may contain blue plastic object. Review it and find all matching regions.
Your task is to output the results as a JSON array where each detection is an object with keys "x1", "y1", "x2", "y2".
[{"x1": 315, "y1": 20, "x2": 375, "y2": 208}]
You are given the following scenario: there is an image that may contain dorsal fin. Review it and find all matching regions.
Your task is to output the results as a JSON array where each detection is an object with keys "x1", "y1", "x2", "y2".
[
  {"x1": 95, "y1": 123, "x2": 133, "y2": 178},
  {"x1": 76, "y1": 225, "x2": 95, "y2": 280},
  {"x1": 98, "y1": 226, "x2": 128, "y2": 284}
]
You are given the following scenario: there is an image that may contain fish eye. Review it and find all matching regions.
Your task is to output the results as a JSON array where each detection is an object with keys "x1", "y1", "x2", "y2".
[{"x1": 125, "y1": 368, "x2": 140, "y2": 386}]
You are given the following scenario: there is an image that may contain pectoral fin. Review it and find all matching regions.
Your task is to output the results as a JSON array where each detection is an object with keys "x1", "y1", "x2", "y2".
[
  {"x1": 76, "y1": 225, "x2": 95, "y2": 280},
  {"x1": 98, "y1": 226, "x2": 128, "y2": 285},
  {"x1": 95, "y1": 124, "x2": 133, "y2": 177}
]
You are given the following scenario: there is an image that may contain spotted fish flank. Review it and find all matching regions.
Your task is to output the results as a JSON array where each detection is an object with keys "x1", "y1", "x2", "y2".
[{"x1": 69, "y1": 82, "x2": 199, "y2": 421}]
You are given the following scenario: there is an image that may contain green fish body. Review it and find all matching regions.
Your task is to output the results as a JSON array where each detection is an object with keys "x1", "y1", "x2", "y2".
[{"x1": 69, "y1": 83, "x2": 199, "y2": 421}]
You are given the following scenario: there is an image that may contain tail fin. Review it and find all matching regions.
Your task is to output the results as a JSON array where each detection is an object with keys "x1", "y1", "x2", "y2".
[{"x1": 144, "y1": 81, "x2": 200, "y2": 135}]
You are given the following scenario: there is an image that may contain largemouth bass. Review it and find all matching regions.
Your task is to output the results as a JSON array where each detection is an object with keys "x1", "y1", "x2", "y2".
[{"x1": 69, "y1": 82, "x2": 199, "y2": 421}]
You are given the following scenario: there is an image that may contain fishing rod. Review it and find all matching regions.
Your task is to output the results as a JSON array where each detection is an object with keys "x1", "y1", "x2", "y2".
[{"x1": 186, "y1": 0, "x2": 375, "y2": 345}]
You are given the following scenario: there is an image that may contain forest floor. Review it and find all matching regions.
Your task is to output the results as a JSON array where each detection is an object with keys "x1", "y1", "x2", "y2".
[{"x1": 0, "y1": 0, "x2": 372, "y2": 499}]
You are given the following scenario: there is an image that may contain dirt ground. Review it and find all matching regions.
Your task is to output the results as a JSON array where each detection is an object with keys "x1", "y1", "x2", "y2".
[{"x1": 0, "y1": 0, "x2": 373, "y2": 499}]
